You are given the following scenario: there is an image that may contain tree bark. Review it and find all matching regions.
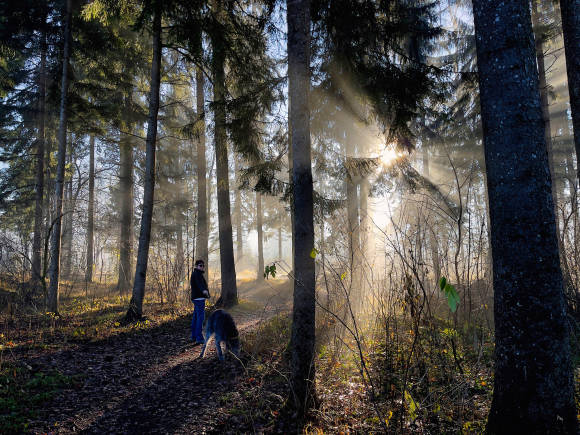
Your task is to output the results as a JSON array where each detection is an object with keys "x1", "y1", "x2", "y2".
[
  {"x1": 235, "y1": 158, "x2": 243, "y2": 258},
  {"x1": 61, "y1": 141, "x2": 73, "y2": 279},
  {"x1": 118, "y1": 127, "x2": 133, "y2": 295},
  {"x1": 47, "y1": 0, "x2": 73, "y2": 314},
  {"x1": 85, "y1": 135, "x2": 95, "y2": 282},
  {"x1": 471, "y1": 1, "x2": 577, "y2": 432},
  {"x1": 195, "y1": 67, "x2": 209, "y2": 270},
  {"x1": 126, "y1": 6, "x2": 162, "y2": 321},
  {"x1": 287, "y1": 0, "x2": 316, "y2": 418},
  {"x1": 257, "y1": 192, "x2": 264, "y2": 280},
  {"x1": 211, "y1": 0, "x2": 238, "y2": 307},
  {"x1": 32, "y1": 28, "x2": 47, "y2": 290},
  {"x1": 560, "y1": 0, "x2": 580, "y2": 185}
]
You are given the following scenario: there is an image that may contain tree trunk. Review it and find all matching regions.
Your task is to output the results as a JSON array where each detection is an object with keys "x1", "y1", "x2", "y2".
[
  {"x1": 195, "y1": 67, "x2": 209, "y2": 271},
  {"x1": 85, "y1": 135, "x2": 95, "y2": 282},
  {"x1": 287, "y1": 0, "x2": 316, "y2": 418},
  {"x1": 257, "y1": 192, "x2": 264, "y2": 280},
  {"x1": 118, "y1": 127, "x2": 133, "y2": 295},
  {"x1": 532, "y1": 0, "x2": 564, "y2": 250},
  {"x1": 61, "y1": 142, "x2": 73, "y2": 279},
  {"x1": 560, "y1": 0, "x2": 580, "y2": 185},
  {"x1": 471, "y1": 1, "x2": 577, "y2": 432},
  {"x1": 47, "y1": 0, "x2": 72, "y2": 315},
  {"x1": 235, "y1": 158, "x2": 243, "y2": 258},
  {"x1": 126, "y1": 7, "x2": 162, "y2": 322},
  {"x1": 31, "y1": 29, "x2": 47, "y2": 291},
  {"x1": 211, "y1": 0, "x2": 237, "y2": 307}
]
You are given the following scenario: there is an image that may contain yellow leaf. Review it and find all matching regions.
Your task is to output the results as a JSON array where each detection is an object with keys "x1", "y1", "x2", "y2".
[
  {"x1": 340, "y1": 271, "x2": 347, "y2": 281},
  {"x1": 310, "y1": 248, "x2": 318, "y2": 259}
]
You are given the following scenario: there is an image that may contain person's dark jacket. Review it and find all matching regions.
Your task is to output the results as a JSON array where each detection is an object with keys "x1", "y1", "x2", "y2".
[{"x1": 190, "y1": 268, "x2": 209, "y2": 300}]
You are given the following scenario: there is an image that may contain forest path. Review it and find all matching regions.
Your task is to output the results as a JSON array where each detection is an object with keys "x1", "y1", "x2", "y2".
[{"x1": 25, "y1": 278, "x2": 292, "y2": 434}]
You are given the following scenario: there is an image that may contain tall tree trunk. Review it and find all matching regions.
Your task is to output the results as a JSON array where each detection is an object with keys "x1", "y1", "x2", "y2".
[
  {"x1": 32, "y1": 30, "x2": 47, "y2": 290},
  {"x1": 278, "y1": 224, "x2": 282, "y2": 259},
  {"x1": 195, "y1": 67, "x2": 208, "y2": 270},
  {"x1": 472, "y1": 1, "x2": 577, "y2": 432},
  {"x1": 125, "y1": 7, "x2": 162, "y2": 321},
  {"x1": 235, "y1": 158, "x2": 243, "y2": 258},
  {"x1": 211, "y1": 0, "x2": 237, "y2": 307},
  {"x1": 61, "y1": 142, "x2": 73, "y2": 279},
  {"x1": 118, "y1": 128, "x2": 133, "y2": 295},
  {"x1": 560, "y1": 0, "x2": 580, "y2": 185},
  {"x1": 257, "y1": 192, "x2": 264, "y2": 280},
  {"x1": 47, "y1": 0, "x2": 72, "y2": 314},
  {"x1": 85, "y1": 135, "x2": 95, "y2": 282},
  {"x1": 287, "y1": 0, "x2": 316, "y2": 417},
  {"x1": 532, "y1": 0, "x2": 563, "y2": 246}
]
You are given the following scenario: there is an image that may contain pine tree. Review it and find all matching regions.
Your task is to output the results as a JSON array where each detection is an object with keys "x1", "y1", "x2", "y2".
[
  {"x1": 471, "y1": 0, "x2": 577, "y2": 432},
  {"x1": 287, "y1": 0, "x2": 316, "y2": 418}
]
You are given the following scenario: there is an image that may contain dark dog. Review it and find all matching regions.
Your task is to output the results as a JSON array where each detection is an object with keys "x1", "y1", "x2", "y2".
[{"x1": 199, "y1": 309, "x2": 240, "y2": 361}]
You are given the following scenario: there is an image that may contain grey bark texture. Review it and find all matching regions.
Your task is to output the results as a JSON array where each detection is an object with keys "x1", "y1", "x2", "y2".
[
  {"x1": 85, "y1": 135, "x2": 95, "y2": 282},
  {"x1": 471, "y1": 1, "x2": 577, "y2": 432},
  {"x1": 32, "y1": 30, "x2": 47, "y2": 289},
  {"x1": 126, "y1": 7, "x2": 162, "y2": 321},
  {"x1": 47, "y1": 0, "x2": 73, "y2": 314},
  {"x1": 195, "y1": 67, "x2": 209, "y2": 270},
  {"x1": 287, "y1": 0, "x2": 316, "y2": 417},
  {"x1": 211, "y1": 0, "x2": 238, "y2": 307},
  {"x1": 560, "y1": 0, "x2": 580, "y2": 184},
  {"x1": 118, "y1": 127, "x2": 133, "y2": 294}
]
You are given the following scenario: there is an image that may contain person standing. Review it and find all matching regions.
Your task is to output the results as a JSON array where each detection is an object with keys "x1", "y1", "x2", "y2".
[{"x1": 190, "y1": 259, "x2": 210, "y2": 345}]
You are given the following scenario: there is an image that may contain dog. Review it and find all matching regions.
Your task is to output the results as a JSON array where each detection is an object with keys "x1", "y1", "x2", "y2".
[{"x1": 199, "y1": 309, "x2": 240, "y2": 361}]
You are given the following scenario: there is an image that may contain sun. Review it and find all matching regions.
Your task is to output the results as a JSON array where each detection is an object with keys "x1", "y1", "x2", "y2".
[{"x1": 379, "y1": 146, "x2": 403, "y2": 166}]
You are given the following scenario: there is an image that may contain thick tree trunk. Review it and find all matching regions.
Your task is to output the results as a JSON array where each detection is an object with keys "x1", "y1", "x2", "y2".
[
  {"x1": 257, "y1": 192, "x2": 264, "y2": 280},
  {"x1": 118, "y1": 128, "x2": 133, "y2": 295},
  {"x1": 32, "y1": 31, "x2": 47, "y2": 290},
  {"x1": 287, "y1": 0, "x2": 316, "y2": 417},
  {"x1": 211, "y1": 0, "x2": 238, "y2": 307},
  {"x1": 195, "y1": 67, "x2": 208, "y2": 270},
  {"x1": 85, "y1": 135, "x2": 95, "y2": 282},
  {"x1": 560, "y1": 0, "x2": 580, "y2": 185},
  {"x1": 126, "y1": 7, "x2": 162, "y2": 321},
  {"x1": 47, "y1": 0, "x2": 72, "y2": 314},
  {"x1": 471, "y1": 1, "x2": 577, "y2": 432}
]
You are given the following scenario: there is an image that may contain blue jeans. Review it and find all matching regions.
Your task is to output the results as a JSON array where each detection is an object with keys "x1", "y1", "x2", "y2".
[{"x1": 191, "y1": 299, "x2": 206, "y2": 342}]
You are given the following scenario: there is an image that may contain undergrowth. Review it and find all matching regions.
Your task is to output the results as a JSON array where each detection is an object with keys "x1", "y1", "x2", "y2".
[{"x1": 0, "y1": 365, "x2": 78, "y2": 433}]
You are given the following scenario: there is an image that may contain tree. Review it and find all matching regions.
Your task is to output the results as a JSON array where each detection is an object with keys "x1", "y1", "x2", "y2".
[
  {"x1": 47, "y1": 0, "x2": 73, "y2": 314},
  {"x1": 287, "y1": 0, "x2": 316, "y2": 418},
  {"x1": 31, "y1": 16, "x2": 47, "y2": 291},
  {"x1": 195, "y1": 67, "x2": 208, "y2": 270},
  {"x1": 209, "y1": 0, "x2": 237, "y2": 307},
  {"x1": 126, "y1": 2, "x2": 162, "y2": 321},
  {"x1": 256, "y1": 191, "x2": 264, "y2": 280},
  {"x1": 85, "y1": 134, "x2": 95, "y2": 282},
  {"x1": 471, "y1": 0, "x2": 577, "y2": 432},
  {"x1": 560, "y1": 0, "x2": 580, "y2": 185}
]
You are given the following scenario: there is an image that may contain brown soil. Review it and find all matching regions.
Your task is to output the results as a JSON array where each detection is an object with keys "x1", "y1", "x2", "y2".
[{"x1": 20, "y1": 278, "x2": 293, "y2": 434}]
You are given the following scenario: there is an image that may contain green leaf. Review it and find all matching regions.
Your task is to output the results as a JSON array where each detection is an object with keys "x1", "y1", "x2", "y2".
[
  {"x1": 404, "y1": 391, "x2": 418, "y2": 421},
  {"x1": 444, "y1": 283, "x2": 460, "y2": 313},
  {"x1": 439, "y1": 276, "x2": 447, "y2": 290}
]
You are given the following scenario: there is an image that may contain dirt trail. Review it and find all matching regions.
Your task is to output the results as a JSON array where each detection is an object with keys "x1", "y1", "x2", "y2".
[{"x1": 24, "y1": 279, "x2": 292, "y2": 434}]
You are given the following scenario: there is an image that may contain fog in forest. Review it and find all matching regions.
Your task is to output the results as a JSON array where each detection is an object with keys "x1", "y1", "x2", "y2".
[{"x1": 0, "y1": 0, "x2": 578, "y2": 432}]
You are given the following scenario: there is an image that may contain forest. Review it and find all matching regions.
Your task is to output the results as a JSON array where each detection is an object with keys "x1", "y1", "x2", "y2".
[{"x1": 0, "y1": 0, "x2": 579, "y2": 433}]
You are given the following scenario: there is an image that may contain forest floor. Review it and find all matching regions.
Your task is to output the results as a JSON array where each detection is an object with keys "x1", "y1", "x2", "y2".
[
  {"x1": 1, "y1": 277, "x2": 307, "y2": 434},
  {"x1": 1, "y1": 275, "x2": 502, "y2": 434}
]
